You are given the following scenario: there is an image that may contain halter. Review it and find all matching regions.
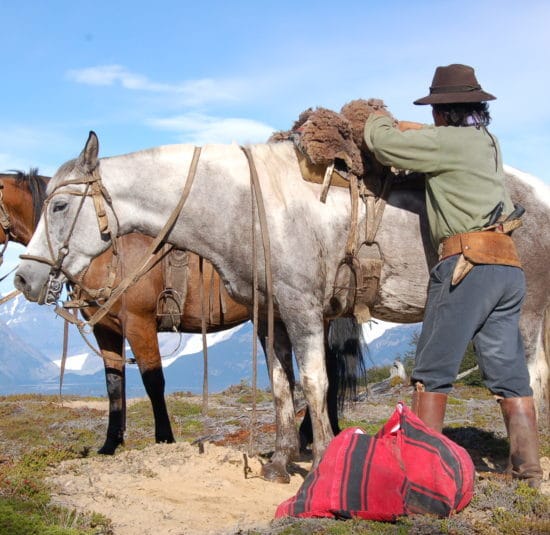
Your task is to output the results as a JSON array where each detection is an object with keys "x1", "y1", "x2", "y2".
[
  {"x1": 22, "y1": 147, "x2": 203, "y2": 329},
  {"x1": 19, "y1": 165, "x2": 119, "y2": 305}
]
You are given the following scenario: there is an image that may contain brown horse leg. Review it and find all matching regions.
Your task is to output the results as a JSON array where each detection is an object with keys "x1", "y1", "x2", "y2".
[
  {"x1": 258, "y1": 320, "x2": 300, "y2": 483},
  {"x1": 93, "y1": 324, "x2": 127, "y2": 455},
  {"x1": 140, "y1": 367, "x2": 175, "y2": 444},
  {"x1": 125, "y1": 317, "x2": 175, "y2": 445}
]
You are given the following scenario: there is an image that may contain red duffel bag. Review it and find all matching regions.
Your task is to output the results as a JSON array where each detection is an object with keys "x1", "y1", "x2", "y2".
[{"x1": 275, "y1": 402, "x2": 474, "y2": 521}]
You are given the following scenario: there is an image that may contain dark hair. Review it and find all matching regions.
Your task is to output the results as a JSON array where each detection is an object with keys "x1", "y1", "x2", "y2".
[{"x1": 432, "y1": 102, "x2": 491, "y2": 127}]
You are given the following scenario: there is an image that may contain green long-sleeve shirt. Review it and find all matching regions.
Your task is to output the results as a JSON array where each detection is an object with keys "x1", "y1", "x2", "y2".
[{"x1": 363, "y1": 114, "x2": 514, "y2": 247}]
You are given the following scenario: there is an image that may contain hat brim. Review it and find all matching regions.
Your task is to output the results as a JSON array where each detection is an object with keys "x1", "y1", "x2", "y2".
[{"x1": 414, "y1": 90, "x2": 496, "y2": 105}]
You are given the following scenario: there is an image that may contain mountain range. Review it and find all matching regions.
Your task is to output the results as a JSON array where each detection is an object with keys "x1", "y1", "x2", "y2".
[{"x1": 0, "y1": 293, "x2": 420, "y2": 397}]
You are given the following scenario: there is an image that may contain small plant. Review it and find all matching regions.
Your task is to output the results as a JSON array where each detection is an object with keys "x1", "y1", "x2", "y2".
[
  {"x1": 338, "y1": 418, "x2": 385, "y2": 436},
  {"x1": 364, "y1": 365, "x2": 392, "y2": 385}
]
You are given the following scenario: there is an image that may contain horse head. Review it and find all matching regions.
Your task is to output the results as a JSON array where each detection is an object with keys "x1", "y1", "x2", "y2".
[{"x1": 14, "y1": 132, "x2": 118, "y2": 304}]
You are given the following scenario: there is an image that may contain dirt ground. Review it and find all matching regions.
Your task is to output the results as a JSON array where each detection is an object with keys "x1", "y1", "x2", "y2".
[
  {"x1": 49, "y1": 440, "x2": 310, "y2": 535},
  {"x1": 48, "y1": 389, "x2": 549, "y2": 535}
]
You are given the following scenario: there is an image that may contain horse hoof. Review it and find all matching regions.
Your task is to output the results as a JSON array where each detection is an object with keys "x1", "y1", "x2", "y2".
[
  {"x1": 97, "y1": 445, "x2": 116, "y2": 455},
  {"x1": 261, "y1": 462, "x2": 291, "y2": 484},
  {"x1": 98, "y1": 438, "x2": 124, "y2": 455},
  {"x1": 156, "y1": 436, "x2": 176, "y2": 444}
]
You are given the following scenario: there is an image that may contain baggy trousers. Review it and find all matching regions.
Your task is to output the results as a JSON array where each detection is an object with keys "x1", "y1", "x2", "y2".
[{"x1": 412, "y1": 255, "x2": 532, "y2": 397}]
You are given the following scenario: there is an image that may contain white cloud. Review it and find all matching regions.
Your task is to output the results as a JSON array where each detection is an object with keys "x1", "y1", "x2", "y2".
[
  {"x1": 147, "y1": 113, "x2": 275, "y2": 144},
  {"x1": 67, "y1": 65, "x2": 133, "y2": 86},
  {"x1": 66, "y1": 65, "x2": 248, "y2": 106}
]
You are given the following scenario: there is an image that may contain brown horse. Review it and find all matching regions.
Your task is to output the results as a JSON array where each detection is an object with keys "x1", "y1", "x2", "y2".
[{"x1": 0, "y1": 169, "x2": 364, "y2": 481}]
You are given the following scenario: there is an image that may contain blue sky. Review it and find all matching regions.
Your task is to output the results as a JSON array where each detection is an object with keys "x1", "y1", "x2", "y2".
[{"x1": 0, "y1": 0, "x2": 549, "y2": 292}]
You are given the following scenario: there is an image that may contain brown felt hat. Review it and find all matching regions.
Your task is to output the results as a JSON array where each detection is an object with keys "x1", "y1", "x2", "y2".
[{"x1": 414, "y1": 64, "x2": 496, "y2": 105}]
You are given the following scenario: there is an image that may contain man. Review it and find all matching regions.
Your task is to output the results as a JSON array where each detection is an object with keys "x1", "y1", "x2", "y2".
[{"x1": 363, "y1": 64, "x2": 542, "y2": 488}]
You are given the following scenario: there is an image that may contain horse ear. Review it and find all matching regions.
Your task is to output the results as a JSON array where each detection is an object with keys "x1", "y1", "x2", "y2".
[{"x1": 79, "y1": 131, "x2": 99, "y2": 172}]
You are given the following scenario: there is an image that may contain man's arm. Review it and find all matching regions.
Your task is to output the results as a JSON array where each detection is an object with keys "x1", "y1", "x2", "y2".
[
  {"x1": 364, "y1": 112, "x2": 439, "y2": 173},
  {"x1": 370, "y1": 109, "x2": 424, "y2": 132}
]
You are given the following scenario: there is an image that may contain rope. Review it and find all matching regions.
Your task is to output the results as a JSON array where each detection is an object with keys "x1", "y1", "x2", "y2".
[
  {"x1": 345, "y1": 174, "x2": 360, "y2": 256},
  {"x1": 199, "y1": 257, "x2": 209, "y2": 415},
  {"x1": 0, "y1": 264, "x2": 18, "y2": 284},
  {"x1": 248, "y1": 164, "x2": 259, "y2": 454},
  {"x1": 0, "y1": 288, "x2": 21, "y2": 306},
  {"x1": 241, "y1": 145, "x2": 275, "y2": 456},
  {"x1": 59, "y1": 317, "x2": 69, "y2": 403}
]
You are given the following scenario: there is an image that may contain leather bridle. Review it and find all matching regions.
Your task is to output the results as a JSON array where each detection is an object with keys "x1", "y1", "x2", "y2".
[
  {"x1": 19, "y1": 165, "x2": 119, "y2": 305},
  {"x1": 22, "y1": 147, "x2": 203, "y2": 328}
]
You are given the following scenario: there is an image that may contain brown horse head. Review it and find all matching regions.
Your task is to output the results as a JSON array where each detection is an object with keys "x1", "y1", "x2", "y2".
[{"x1": 0, "y1": 169, "x2": 48, "y2": 247}]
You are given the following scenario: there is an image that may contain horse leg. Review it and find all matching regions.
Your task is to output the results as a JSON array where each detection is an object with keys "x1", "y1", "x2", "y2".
[
  {"x1": 298, "y1": 317, "x2": 366, "y2": 451},
  {"x1": 521, "y1": 304, "x2": 550, "y2": 425},
  {"x1": 298, "y1": 343, "x2": 340, "y2": 451},
  {"x1": 93, "y1": 324, "x2": 126, "y2": 455},
  {"x1": 125, "y1": 316, "x2": 175, "y2": 444},
  {"x1": 284, "y1": 315, "x2": 333, "y2": 468},
  {"x1": 258, "y1": 319, "x2": 300, "y2": 483}
]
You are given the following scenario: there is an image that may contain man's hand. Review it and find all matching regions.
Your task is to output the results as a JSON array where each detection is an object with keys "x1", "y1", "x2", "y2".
[
  {"x1": 370, "y1": 109, "x2": 399, "y2": 128},
  {"x1": 370, "y1": 110, "x2": 423, "y2": 131},
  {"x1": 398, "y1": 121, "x2": 424, "y2": 131}
]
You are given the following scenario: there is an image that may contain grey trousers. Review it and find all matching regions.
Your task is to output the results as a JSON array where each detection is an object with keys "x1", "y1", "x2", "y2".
[{"x1": 412, "y1": 255, "x2": 532, "y2": 397}]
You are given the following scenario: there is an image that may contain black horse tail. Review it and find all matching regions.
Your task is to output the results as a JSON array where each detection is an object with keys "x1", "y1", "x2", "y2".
[
  {"x1": 299, "y1": 316, "x2": 367, "y2": 450},
  {"x1": 326, "y1": 316, "x2": 367, "y2": 411}
]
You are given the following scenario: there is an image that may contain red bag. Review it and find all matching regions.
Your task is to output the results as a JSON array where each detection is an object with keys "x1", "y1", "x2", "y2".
[{"x1": 275, "y1": 403, "x2": 474, "y2": 521}]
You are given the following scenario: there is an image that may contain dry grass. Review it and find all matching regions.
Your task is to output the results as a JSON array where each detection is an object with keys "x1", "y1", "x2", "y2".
[{"x1": 0, "y1": 384, "x2": 548, "y2": 535}]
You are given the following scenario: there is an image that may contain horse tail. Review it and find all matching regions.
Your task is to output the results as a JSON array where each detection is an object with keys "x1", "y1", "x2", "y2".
[{"x1": 326, "y1": 316, "x2": 367, "y2": 410}]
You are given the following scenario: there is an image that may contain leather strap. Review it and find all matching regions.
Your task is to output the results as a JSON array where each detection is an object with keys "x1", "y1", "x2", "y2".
[
  {"x1": 77, "y1": 146, "x2": 202, "y2": 328},
  {"x1": 439, "y1": 231, "x2": 522, "y2": 268}
]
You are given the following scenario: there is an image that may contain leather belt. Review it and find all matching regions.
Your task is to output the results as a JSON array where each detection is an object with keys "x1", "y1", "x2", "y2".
[{"x1": 439, "y1": 231, "x2": 522, "y2": 268}]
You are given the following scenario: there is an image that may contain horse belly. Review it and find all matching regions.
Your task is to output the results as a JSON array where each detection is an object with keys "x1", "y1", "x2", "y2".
[
  {"x1": 372, "y1": 266, "x2": 428, "y2": 323},
  {"x1": 370, "y1": 202, "x2": 432, "y2": 323}
]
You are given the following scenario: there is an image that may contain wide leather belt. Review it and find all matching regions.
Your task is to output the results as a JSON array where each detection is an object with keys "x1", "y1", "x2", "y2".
[{"x1": 439, "y1": 231, "x2": 522, "y2": 268}]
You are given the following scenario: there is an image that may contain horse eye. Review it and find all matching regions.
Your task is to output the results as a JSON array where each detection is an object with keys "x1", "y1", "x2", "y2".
[{"x1": 52, "y1": 200, "x2": 67, "y2": 213}]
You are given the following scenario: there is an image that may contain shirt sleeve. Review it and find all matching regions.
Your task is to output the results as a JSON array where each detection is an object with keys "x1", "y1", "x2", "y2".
[{"x1": 363, "y1": 114, "x2": 442, "y2": 174}]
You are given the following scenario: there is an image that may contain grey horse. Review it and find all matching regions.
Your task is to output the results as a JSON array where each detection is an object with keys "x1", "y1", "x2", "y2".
[{"x1": 14, "y1": 132, "x2": 549, "y2": 468}]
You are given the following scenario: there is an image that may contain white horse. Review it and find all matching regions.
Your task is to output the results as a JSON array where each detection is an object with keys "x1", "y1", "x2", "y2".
[{"x1": 14, "y1": 133, "x2": 549, "y2": 468}]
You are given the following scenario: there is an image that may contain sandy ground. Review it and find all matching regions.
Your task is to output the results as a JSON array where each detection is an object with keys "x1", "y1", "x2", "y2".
[
  {"x1": 61, "y1": 399, "x2": 143, "y2": 411},
  {"x1": 47, "y1": 393, "x2": 549, "y2": 535},
  {"x1": 48, "y1": 441, "x2": 311, "y2": 535}
]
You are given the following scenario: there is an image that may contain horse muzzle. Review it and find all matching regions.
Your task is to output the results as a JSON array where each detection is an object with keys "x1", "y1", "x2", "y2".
[{"x1": 14, "y1": 261, "x2": 63, "y2": 304}]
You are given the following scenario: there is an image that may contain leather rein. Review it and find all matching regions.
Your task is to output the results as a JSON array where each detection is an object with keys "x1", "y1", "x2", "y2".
[
  {"x1": 19, "y1": 147, "x2": 202, "y2": 328},
  {"x1": 17, "y1": 146, "x2": 275, "y2": 351}
]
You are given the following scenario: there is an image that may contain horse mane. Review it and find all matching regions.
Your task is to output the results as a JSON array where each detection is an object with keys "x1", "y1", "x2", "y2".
[{"x1": 6, "y1": 168, "x2": 49, "y2": 229}]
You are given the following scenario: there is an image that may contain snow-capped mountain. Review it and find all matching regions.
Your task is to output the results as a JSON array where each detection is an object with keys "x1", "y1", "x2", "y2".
[{"x1": 0, "y1": 292, "x2": 420, "y2": 396}]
